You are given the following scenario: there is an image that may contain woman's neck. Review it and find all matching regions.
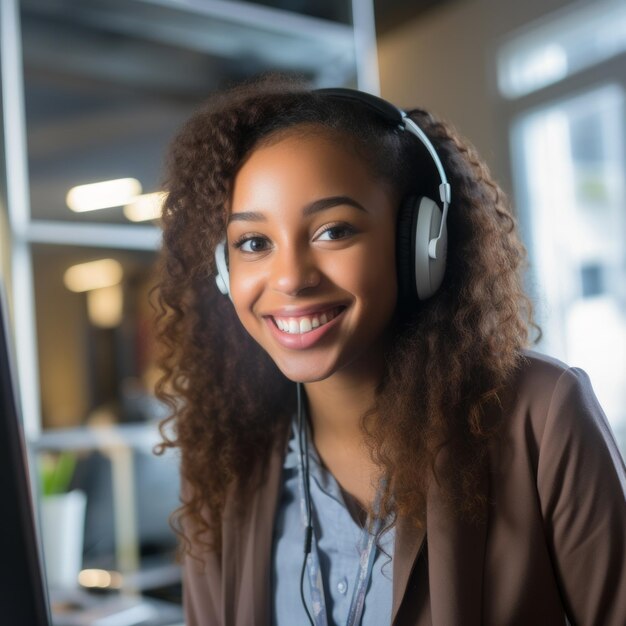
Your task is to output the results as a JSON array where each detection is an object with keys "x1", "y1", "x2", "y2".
[
  {"x1": 302, "y1": 355, "x2": 387, "y2": 510},
  {"x1": 303, "y1": 353, "x2": 385, "y2": 453}
]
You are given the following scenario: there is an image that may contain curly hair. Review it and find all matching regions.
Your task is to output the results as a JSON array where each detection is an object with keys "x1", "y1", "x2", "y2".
[{"x1": 154, "y1": 72, "x2": 540, "y2": 559}]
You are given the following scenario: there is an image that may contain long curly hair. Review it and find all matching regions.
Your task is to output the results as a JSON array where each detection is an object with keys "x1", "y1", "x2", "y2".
[{"x1": 154, "y1": 72, "x2": 540, "y2": 558}]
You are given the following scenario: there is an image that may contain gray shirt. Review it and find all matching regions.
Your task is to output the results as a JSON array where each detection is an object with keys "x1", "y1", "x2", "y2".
[{"x1": 271, "y1": 418, "x2": 395, "y2": 625}]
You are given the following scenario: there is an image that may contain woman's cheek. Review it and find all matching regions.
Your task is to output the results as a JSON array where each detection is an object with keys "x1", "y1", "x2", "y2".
[{"x1": 230, "y1": 270, "x2": 261, "y2": 323}]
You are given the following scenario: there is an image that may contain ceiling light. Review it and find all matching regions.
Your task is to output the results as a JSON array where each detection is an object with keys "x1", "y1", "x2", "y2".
[
  {"x1": 66, "y1": 178, "x2": 142, "y2": 212},
  {"x1": 63, "y1": 259, "x2": 123, "y2": 293},
  {"x1": 123, "y1": 191, "x2": 166, "y2": 222}
]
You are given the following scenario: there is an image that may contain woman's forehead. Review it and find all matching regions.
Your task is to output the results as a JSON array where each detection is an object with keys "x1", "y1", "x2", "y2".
[
  {"x1": 231, "y1": 132, "x2": 376, "y2": 203},
  {"x1": 225, "y1": 121, "x2": 400, "y2": 217},
  {"x1": 226, "y1": 133, "x2": 398, "y2": 226}
]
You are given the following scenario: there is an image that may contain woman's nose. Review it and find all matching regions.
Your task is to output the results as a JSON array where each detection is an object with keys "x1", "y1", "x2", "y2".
[{"x1": 269, "y1": 246, "x2": 321, "y2": 296}]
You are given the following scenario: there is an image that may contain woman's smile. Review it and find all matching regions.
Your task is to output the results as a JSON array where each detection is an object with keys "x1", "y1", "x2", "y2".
[
  {"x1": 264, "y1": 304, "x2": 348, "y2": 349},
  {"x1": 265, "y1": 304, "x2": 346, "y2": 334},
  {"x1": 227, "y1": 127, "x2": 398, "y2": 383}
]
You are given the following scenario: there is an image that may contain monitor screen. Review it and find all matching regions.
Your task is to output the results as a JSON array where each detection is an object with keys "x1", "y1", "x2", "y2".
[{"x1": 0, "y1": 283, "x2": 51, "y2": 625}]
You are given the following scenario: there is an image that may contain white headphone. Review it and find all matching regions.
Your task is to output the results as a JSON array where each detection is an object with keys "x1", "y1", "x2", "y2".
[
  {"x1": 214, "y1": 88, "x2": 451, "y2": 305},
  {"x1": 214, "y1": 240, "x2": 231, "y2": 299}
]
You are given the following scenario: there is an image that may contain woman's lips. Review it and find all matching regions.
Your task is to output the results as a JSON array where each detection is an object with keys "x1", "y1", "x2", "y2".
[{"x1": 264, "y1": 305, "x2": 347, "y2": 350}]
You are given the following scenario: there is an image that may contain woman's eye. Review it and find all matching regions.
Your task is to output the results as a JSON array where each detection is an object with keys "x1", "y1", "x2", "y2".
[
  {"x1": 233, "y1": 236, "x2": 270, "y2": 253},
  {"x1": 316, "y1": 224, "x2": 356, "y2": 241}
]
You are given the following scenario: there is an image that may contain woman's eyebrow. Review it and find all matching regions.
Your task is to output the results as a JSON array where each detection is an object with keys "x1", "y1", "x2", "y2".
[
  {"x1": 302, "y1": 195, "x2": 367, "y2": 216},
  {"x1": 228, "y1": 210, "x2": 265, "y2": 224},
  {"x1": 228, "y1": 195, "x2": 366, "y2": 224}
]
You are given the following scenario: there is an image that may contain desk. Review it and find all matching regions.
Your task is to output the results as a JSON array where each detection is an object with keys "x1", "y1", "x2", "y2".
[{"x1": 50, "y1": 587, "x2": 183, "y2": 626}]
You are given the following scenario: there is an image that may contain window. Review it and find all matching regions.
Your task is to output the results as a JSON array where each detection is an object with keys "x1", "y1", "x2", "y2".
[{"x1": 501, "y1": 1, "x2": 626, "y2": 452}]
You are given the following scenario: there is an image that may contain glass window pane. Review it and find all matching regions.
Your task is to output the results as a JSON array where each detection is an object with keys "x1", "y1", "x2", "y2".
[
  {"x1": 513, "y1": 84, "x2": 626, "y2": 454},
  {"x1": 497, "y1": 0, "x2": 626, "y2": 99}
]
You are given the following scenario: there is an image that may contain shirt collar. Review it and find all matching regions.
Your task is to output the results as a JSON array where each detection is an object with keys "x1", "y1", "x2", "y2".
[{"x1": 284, "y1": 413, "x2": 351, "y2": 502}]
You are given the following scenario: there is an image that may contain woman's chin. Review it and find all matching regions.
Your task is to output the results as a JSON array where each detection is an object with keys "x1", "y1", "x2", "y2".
[
  {"x1": 279, "y1": 368, "x2": 334, "y2": 384},
  {"x1": 274, "y1": 357, "x2": 338, "y2": 384}
]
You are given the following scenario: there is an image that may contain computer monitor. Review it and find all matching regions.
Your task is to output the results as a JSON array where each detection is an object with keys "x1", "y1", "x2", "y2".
[{"x1": 0, "y1": 283, "x2": 51, "y2": 625}]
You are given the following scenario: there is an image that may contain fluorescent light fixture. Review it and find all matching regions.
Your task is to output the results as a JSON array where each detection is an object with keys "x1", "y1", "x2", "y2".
[
  {"x1": 66, "y1": 178, "x2": 142, "y2": 212},
  {"x1": 63, "y1": 259, "x2": 123, "y2": 293},
  {"x1": 123, "y1": 191, "x2": 166, "y2": 222}
]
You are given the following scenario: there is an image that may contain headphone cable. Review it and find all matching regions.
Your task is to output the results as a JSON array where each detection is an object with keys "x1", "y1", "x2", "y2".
[{"x1": 297, "y1": 381, "x2": 315, "y2": 626}]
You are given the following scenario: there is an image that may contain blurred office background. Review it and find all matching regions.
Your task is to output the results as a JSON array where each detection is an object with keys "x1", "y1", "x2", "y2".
[{"x1": 1, "y1": 0, "x2": 624, "y2": 624}]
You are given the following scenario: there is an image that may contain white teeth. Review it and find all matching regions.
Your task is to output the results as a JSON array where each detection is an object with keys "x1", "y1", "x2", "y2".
[{"x1": 272, "y1": 307, "x2": 342, "y2": 335}]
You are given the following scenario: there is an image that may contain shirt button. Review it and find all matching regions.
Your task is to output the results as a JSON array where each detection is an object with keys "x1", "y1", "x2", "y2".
[{"x1": 337, "y1": 578, "x2": 348, "y2": 595}]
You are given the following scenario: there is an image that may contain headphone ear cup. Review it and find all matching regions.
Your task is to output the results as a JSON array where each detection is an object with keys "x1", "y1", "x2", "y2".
[
  {"x1": 214, "y1": 240, "x2": 232, "y2": 300},
  {"x1": 396, "y1": 196, "x2": 447, "y2": 305},
  {"x1": 414, "y1": 197, "x2": 446, "y2": 300},
  {"x1": 396, "y1": 196, "x2": 420, "y2": 307}
]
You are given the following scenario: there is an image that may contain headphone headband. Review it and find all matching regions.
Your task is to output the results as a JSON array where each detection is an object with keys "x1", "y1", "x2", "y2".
[
  {"x1": 313, "y1": 87, "x2": 450, "y2": 260},
  {"x1": 313, "y1": 87, "x2": 406, "y2": 129}
]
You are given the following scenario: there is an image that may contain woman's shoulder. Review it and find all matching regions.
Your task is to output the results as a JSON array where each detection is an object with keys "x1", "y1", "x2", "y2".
[
  {"x1": 516, "y1": 347, "x2": 578, "y2": 383},
  {"x1": 500, "y1": 348, "x2": 614, "y2": 454},
  {"x1": 508, "y1": 348, "x2": 596, "y2": 409}
]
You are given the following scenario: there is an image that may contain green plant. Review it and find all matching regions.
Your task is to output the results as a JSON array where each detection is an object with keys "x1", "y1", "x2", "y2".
[{"x1": 40, "y1": 451, "x2": 77, "y2": 496}]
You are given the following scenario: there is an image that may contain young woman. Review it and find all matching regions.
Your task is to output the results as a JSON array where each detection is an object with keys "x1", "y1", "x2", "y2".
[{"x1": 155, "y1": 74, "x2": 626, "y2": 625}]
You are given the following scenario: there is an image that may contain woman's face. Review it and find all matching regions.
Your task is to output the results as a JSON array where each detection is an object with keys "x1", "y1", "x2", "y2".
[{"x1": 226, "y1": 127, "x2": 398, "y2": 383}]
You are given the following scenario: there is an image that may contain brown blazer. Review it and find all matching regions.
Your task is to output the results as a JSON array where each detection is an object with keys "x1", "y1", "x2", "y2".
[{"x1": 182, "y1": 351, "x2": 626, "y2": 625}]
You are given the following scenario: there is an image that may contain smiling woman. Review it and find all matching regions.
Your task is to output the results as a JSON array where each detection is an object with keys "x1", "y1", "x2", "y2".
[{"x1": 153, "y1": 73, "x2": 626, "y2": 625}]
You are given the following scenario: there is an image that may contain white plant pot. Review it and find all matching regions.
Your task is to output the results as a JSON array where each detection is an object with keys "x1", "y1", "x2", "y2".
[{"x1": 40, "y1": 489, "x2": 87, "y2": 589}]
